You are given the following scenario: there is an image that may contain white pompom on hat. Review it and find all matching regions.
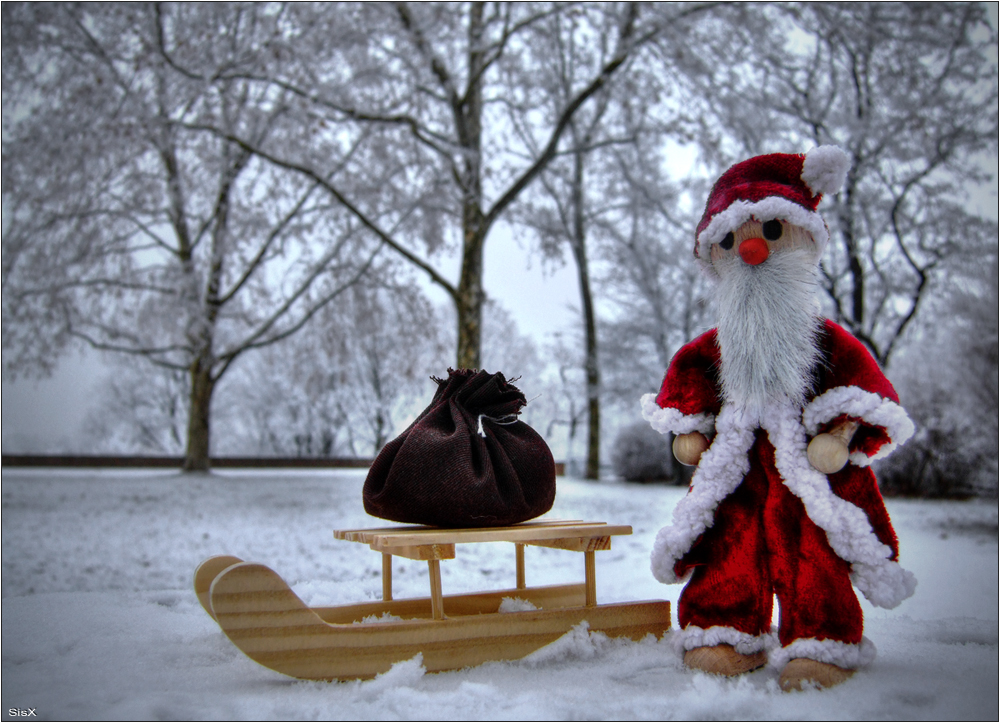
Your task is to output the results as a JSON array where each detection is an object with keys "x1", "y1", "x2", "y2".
[{"x1": 694, "y1": 146, "x2": 850, "y2": 263}]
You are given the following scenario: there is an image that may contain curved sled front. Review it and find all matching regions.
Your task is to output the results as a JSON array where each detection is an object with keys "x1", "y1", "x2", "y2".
[
  {"x1": 209, "y1": 561, "x2": 669, "y2": 681},
  {"x1": 195, "y1": 555, "x2": 244, "y2": 620}
]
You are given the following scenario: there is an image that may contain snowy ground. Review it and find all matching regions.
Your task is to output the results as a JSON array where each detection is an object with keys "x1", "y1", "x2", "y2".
[{"x1": 2, "y1": 468, "x2": 997, "y2": 721}]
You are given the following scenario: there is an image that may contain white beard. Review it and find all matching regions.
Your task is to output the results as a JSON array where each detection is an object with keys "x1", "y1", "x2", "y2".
[{"x1": 713, "y1": 249, "x2": 823, "y2": 419}]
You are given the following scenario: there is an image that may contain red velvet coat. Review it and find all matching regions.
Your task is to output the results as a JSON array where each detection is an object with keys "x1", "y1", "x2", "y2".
[{"x1": 641, "y1": 320, "x2": 916, "y2": 614}]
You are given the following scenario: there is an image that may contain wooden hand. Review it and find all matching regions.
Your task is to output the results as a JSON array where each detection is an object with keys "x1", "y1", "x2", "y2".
[
  {"x1": 807, "y1": 420, "x2": 860, "y2": 474},
  {"x1": 673, "y1": 432, "x2": 710, "y2": 466}
]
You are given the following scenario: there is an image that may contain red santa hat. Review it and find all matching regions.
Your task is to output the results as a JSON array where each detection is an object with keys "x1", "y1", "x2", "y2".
[{"x1": 694, "y1": 146, "x2": 850, "y2": 262}]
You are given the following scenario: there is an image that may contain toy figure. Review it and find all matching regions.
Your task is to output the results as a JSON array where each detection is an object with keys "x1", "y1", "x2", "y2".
[{"x1": 642, "y1": 147, "x2": 916, "y2": 691}]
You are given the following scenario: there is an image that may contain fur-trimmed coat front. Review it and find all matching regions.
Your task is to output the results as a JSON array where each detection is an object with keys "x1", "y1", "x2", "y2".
[{"x1": 642, "y1": 319, "x2": 916, "y2": 610}]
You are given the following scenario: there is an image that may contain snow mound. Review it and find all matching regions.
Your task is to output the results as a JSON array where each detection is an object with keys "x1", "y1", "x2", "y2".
[
  {"x1": 498, "y1": 596, "x2": 538, "y2": 612},
  {"x1": 363, "y1": 654, "x2": 426, "y2": 694},
  {"x1": 2, "y1": 470, "x2": 997, "y2": 720},
  {"x1": 522, "y1": 621, "x2": 622, "y2": 665},
  {"x1": 359, "y1": 611, "x2": 404, "y2": 624}
]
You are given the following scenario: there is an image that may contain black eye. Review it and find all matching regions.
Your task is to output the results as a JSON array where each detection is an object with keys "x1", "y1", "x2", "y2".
[
  {"x1": 763, "y1": 220, "x2": 783, "y2": 241},
  {"x1": 720, "y1": 232, "x2": 735, "y2": 250}
]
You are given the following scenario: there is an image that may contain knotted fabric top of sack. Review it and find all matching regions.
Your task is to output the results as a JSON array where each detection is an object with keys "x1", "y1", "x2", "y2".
[
  {"x1": 363, "y1": 368, "x2": 556, "y2": 528},
  {"x1": 433, "y1": 367, "x2": 526, "y2": 433}
]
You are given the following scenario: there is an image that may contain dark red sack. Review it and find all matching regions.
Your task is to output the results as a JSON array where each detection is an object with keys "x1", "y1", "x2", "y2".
[{"x1": 363, "y1": 369, "x2": 556, "y2": 528}]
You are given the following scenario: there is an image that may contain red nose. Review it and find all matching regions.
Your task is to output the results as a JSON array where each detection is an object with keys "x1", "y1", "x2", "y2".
[{"x1": 738, "y1": 237, "x2": 769, "y2": 265}]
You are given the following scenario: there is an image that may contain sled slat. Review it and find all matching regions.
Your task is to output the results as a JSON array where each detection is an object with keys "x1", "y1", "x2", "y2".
[
  {"x1": 336, "y1": 521, "x2": 631, "y2": 550},
  {"x1": 311, "y1": 582, "x2": 589, "y2": 623},
  {"x1": 370, "y1": 543, "x2": 455, "y2": 561},
  {"x1": 528, "y1": 536, "x2": 612, "y2": 552},
  {"x1": 333, "y1": 519, "x2": 586, "y2": 542}
]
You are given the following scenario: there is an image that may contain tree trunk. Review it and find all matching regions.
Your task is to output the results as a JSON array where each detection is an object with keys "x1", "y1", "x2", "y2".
[
  {"x1": 569, "y1": 144, "x2": 601, "y2": 480},
  {"x1": 183, "y1": 358, "x2": 215, "y2": 471},
  {"x1": 834, "y1": 181, "x2": 885, "y2": 363},
  {"x1": 454, "y1": 3, "x2": 486, "y2": 370},
  {"x1": 456, "y1": 234, "x2": 485, "y2": 369}
]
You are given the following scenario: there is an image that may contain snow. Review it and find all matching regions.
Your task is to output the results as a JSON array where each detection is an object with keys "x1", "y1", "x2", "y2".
[{"x1": 2, "y1": 468, "x2": 997, "y2": 721}]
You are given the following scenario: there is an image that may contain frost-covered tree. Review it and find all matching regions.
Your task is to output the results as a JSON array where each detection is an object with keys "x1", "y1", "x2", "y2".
[
  {"x1": 507, "y1": 3, "x2": 720, "y2": 478},
  {"x1": 82, "y1": 362, "x2": 189, "y2": 456},
  {"x1": 699, "y1": 2, "x2": 999, "y2": 366},
  {"x1": 2, "y1": 4, "x2": 380, "y2": 470},
  {"x1": 197, "y1": 2, "x2": 664, "y2": 371},
  {"x1": 504, "y1": 7, "x2": 620, "y2": 479},
  {"x1": 215, "y1": 277, "x2": 450, "y2": 458},
  {"x1": 877, "y1": 258, "x2": 999, "y2": 497}
]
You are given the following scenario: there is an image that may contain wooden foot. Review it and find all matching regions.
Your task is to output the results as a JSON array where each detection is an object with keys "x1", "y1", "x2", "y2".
[
  {"x1": 779, "y1": 658, "x2": 855, "y2": 692},
  {"x1": 684, "y1": 644, "x2": 767, "y2": 676}
]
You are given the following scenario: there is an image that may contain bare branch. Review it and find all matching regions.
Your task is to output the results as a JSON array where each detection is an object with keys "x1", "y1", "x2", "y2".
[
  {"x1": 215, "y1": 242, "x2": 384, "y2": 377},
  {"x1": 482, "y1": 3, "x2": 644, "y2": 233},
  {"x1": 184, "y1": 122, "x2": 459, "y2": 302},
  {"x1": 395, "y1": 2, "x2": 462, "y2": 107}
]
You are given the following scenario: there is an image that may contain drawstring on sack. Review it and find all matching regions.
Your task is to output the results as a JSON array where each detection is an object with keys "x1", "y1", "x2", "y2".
[{"x1": 477, "y1": 413, "x2": 519, "y2": 438}]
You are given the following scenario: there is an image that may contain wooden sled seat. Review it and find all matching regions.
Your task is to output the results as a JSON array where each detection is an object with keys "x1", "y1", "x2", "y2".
[{"x1": 333, "y1": 520, "x2": 631, "y2": 618}]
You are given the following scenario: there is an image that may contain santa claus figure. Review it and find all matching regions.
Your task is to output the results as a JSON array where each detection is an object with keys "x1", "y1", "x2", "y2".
[{"x1": 642, "y1": 147, "x2": 916, "y2": 691}]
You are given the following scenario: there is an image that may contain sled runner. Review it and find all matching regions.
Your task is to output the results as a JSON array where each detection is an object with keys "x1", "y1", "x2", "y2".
[{"x1": 195, "y1": 520, "x2": 671, "y2": 681}]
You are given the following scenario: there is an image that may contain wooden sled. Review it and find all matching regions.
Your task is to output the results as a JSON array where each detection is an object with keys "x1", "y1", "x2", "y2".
[{"x1": 195, "y1": 520, "x2": 671, "y2": 681}]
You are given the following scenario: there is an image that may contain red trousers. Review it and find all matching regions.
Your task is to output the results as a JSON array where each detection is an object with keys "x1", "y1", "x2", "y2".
[{"x1": 677, "y1": 430, "x2": 864, "y2": 647}]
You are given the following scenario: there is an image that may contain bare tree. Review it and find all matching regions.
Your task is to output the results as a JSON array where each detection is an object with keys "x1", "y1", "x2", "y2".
[
  {"x1": 195, "y1": 2, "x2": 666, "y2": 371},
  {"x1": 597, "y1": 161, "x2": 712, "y2": 409},
  {"x1": 505, "y1": 6, "x2": 619, "y2": 479},
  {"x1": 505, "y1": 3, "x2": 719, "y2": 478},
  {"x1": 215, "y1": 275, "x2": 450, "y2": 458},
  {"x1": 2, "y1": 4, "x2": 381, "y2": 470},
  {"x1": 83, "y1": 362, "x2": 189, "y2": 456},
  {"x1": 699, "y1": 3, "x2": 998, "y2": 366},
  {"x1": 877, "y1": 257, "x2": 999, "y2": 497}
]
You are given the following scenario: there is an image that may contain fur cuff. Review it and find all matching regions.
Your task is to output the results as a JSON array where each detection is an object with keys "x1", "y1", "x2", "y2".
[
  {"x1": 641, "y1": 394, "x2": 715, "y2": 436},
  {"x1": 769, "y1": 636, "x2": 877, "y2": 672},
  {"x1": 802, "y1": 386, "x2": 914, "y2": 465},
  {"x1": 851, "y1": 559, "x2": 917, "y2": 609},
  {"x1": 671, "y1": 625, "x2": 778, "y2": 657},
  {"x1": 650, "y1": 524, "x2": 693, "y2": 584}
]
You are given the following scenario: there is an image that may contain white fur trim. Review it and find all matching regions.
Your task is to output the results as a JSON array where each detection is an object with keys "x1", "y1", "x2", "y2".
[
  {"x1": 802, "y1": 386, "x2": 915, "y2": 466},
  {"x1": 695, "y1": 197, "x2": 829, "y2": 262},
  {"x1": 650, "y1": 406, "x2": 756, "y2": 584},
  {"x1": 649, "y1": 397, "x2": 917, "y2": 608},
  {"x1": 770, "y1": 636, "x2": 877, "y2": 671},
  {"x1": 761, "y1": 402, "x2": 916, "y2": 609},
  {"x1": 801, "y1": 146, "x2": 850, "y2": 197},
  {"x1": 850, "y1": 560, "x2": 917, "y2": 609},
  {"x1": 672, "y1": 625, "x2": 778, "y2": 657},
  {"x1": 640, "y1": 393, "x2": 716, "y2": 436}
]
